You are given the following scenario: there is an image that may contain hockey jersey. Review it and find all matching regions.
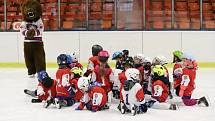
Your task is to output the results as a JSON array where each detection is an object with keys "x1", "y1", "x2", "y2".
[
  {"x1": 37, "y1": 80, "x2": 57, "y2": 101},
  {"x1": 151, "y1": 80, "x2": 169, "y2": 102},
  {"x1": 77, "y1": 86, "x2": 107, "y2": 111},
  {"x1": 84, "y1": 56, "x2": 100, "y2": 76},
  {"x1": 55, "y1": 68, "x2": 74, "y2": 98},
  {"x1": 91, "y1": 64, "x2": 113, "y2": 93},
  {"x1": 120, "y1": 83, "x2": 145, "y2": 108},
  {"x1": 20, "y1": 18, "x2": 44, "y2": 42}
]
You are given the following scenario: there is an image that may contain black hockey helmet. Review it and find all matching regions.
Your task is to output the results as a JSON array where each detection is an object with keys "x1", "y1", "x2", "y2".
[
  {"x1": 92, "y1": 44, "x2": 103, "y2": 56},
  {"x1": 122, "y1": 56, "x2": 134, "y2": 67},
  {"x1": 122, "y1": 49, "x2": 129, "y2": 57}
]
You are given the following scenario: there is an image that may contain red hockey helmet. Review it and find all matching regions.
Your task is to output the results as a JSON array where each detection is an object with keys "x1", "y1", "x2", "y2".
[{"x1": 98, "y1": 50, "x2": 109, "y2": 63}]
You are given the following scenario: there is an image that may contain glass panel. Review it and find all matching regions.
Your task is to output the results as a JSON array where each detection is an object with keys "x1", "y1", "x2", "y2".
[
  {"x1": 202, "y1": 0, "x2": 215, "y2": 30},
  {"x1": 174, "y1": 0, "x2": 189, "y2": 29},
  {"x1": 41, "y1": 0, "x2": 59, "y2": 30},
  {"x1": 117, "y1": 0, "x2": 143, "y2": 30},
  {"x1": 188, "y1": 0, "x2": 200, "y2": 30},
  {"x1": 88, "y1": 0, "x2": 115, "y2": 30},
  {"x1": 61, "y1": 0, "x2": 86, "y2": 30},
  {"x1": 0, "y1": 1, "x2": 4, "y2": 31},
  {"x1": 145, "y1": 0, "x2": 172, "y2": 30},
  {"x1": 6, "y1": 1, "x2": 22, "y2": 31}
]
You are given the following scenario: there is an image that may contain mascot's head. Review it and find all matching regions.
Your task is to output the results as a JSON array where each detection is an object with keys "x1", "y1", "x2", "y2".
[{"x1": 21, "y1": 0, "x2": 42, "y2": 22}]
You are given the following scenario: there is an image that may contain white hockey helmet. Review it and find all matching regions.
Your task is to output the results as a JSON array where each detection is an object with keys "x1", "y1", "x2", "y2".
[
  {"x1": 71, "y1": 52, "x2": 78, "y2": 62},
  {"x1": 134, "y1": 54, "x2": 145, "y2": 64},
  {"x1": 125, "y1": 68, "x2": 140, "y2": 81},
  {"x1": 143, "y1": 57, "x2": 152, "y2": 64},
  {"x1": 77, "y1": 77, "x2": 90, "y2": 92},
  {"x1": 152, "y1": 55, "x2": 168, "y2": 65}
]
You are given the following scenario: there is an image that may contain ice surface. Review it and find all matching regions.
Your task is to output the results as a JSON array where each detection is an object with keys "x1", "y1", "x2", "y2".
[{"x1": 0, "y1": 68, "x2": 214, "y2": 121}]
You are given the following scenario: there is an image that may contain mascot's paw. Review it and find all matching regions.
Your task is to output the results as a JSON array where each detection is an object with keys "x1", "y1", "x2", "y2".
[{"x1": 26, "y1": 29, "x2": 35, "y2": 39}]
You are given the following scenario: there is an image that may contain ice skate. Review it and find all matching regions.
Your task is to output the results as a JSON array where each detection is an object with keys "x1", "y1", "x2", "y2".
[
  {"x1": 24, "y1": 89, "x2": 36, "y2": 97},
  {"x1": 198, "y1": 96, "x2": 209, "y2": 107},
  {"x1": 169, "y1": 104, "x2": 178, "y2": 110},
  {"x1": 131, "y1": 104, "x2": 138, "y2": 116},
  {"x1": 44, "y1": 98, "x2": 55, "y2": 108}
]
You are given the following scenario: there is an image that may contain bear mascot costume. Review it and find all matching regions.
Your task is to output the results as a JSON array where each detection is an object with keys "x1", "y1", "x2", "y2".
[{"x1": 19, "y1": 0, "x2": 46, "y2": 77}]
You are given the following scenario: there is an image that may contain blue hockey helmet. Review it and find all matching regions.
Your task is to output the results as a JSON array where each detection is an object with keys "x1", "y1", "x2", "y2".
[
  {"x1": 57, "y1": 54, "x2": 72, "y2": 66},
  {"x1": 66, "y1": 54, "x2": 73, "y2": 64},
  {"x1": 37, "y1": 70, "x2": 53, "y2": 88},
  {"x1": 37, "y1": 70, "x2": 49, "y2": 82},
  {"x1": 112, "y1": 51, "x2": 123, "y2": 60}
]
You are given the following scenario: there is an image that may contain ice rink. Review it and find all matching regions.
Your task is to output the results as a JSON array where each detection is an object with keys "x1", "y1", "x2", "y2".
[{"x1": 0, "y1": 68, "x2": 214, "y2": 121}]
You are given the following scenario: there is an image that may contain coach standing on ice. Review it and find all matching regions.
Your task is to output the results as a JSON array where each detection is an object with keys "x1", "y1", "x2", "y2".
[{"x1": 19, "y1": 0, "x2": 46, "y2": 78}]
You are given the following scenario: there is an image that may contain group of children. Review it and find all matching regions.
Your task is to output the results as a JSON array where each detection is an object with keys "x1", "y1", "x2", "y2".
[{"x1": 24, "y1": 44, "x2": 209, "y2": 116}]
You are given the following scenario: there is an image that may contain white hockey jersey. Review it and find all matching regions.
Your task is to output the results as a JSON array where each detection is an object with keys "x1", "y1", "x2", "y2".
[
  {"x1": 121, "y1": 83, "x2": 145, "y2": 109},
  {"x1": 20, "y1": 18, "x2": 44, "y2": 42}
]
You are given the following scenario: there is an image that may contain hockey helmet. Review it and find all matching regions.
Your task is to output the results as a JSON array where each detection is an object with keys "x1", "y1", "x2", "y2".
[
  {"x1": 92, "y1": 44, "x2": 103, "y2": 56},
  {"x1": 125, "y1": 68, "x2": 140, "y2": 81},
  {"x1": 122, "y1": 49, "x2": 129, "y2": 57},
  {"x1": 122, "y1": 56, "x2": 134, "y2": 67},
  {"x1": 98, "y1": 50, "x2": 109, "y2": 63},
  {"x1": 66, "y1": 54, "x2": 73, "y2": 64},
  {"x1": 37, "y1": 70, "x2": 49, "y2": 82},
  {"x1": 182, "y1": 52, "x2": 196, "y2": 68},
  {"x1": 71, "y1": 53, "x2": 78, "y2": 63},
  {"x1": 77, "y1": 77, "x2": 90, "y2": 92},
  {"x1": 143, "y1": 57, "x2": 152, "y2": 71},
  {"x1": 152, "y1": 65, "x2": 165, "y2": 78},
  {"x1": 134, "y1": 54, "x2": 145, "y2": 64},
  {"x1": 112, "y1": 51, "x2": 123, "y2": 60},
  {"x1": 173, "y1": 50, "x2": 183, "y2": 61},
  {"x1": 152, "y1": 55, "x2": 168, "y2": 66},
  {"x1": 57, "y1": 54, "x2": 72, "y2": 68},
  {"x1": 37, "y1": 70, "x2": 53, "y2": 88},
  {"x1": 71, "y1": 67, "x2": 83, "y2": 78}
]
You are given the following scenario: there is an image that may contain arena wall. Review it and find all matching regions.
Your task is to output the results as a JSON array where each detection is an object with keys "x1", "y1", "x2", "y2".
[{"x1": 0, "y1": 31, "x2": 214, "y2": 63}]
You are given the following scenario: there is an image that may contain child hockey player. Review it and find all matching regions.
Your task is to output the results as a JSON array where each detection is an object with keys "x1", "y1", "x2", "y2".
[
  {"x1": 133, "y1": 54, "x2": 145, "y2": 86},
  {"x1": 122, "y1": 49, "x2": 129, "y2": 60},
  {"x1": 69, "y1": 67, "x2": 84, "y2": 101},
  {"x1": 145, "y1": 65, "x2": 177, "y2": 110},
  {"x1": 142, "y1": 57, "x2": 152, "y2": 95},
  {"x1": 76, "y1": 77, "x2": 107, "y2": 112},
  {"x1": 152, "y1": 55, "x2": 172, "y2": 98},
  {"x1": 119, "y1": 68, "x2": 148, "y2": 116},
  {"x1": 112, "y1": 51, "x2": 124, "y2": 70},
  {"x1": 118, "y1": 57, "x2": 135, "y2": 94},
  {"x1": 49, "y1": 54, "x2": 75, "y2": 109},
  {"x1": 84, "y1": 44, "x2": 103, "y2": 77},
  {"x1": 24, "y1": 71, "x2": 57, "y2": 104},
  {"x1": 173, "y1": 53, "x2": 209, "y2": 107},
  {"x1": 69, "y1": 53, "x2": 83, "y2": 70},
  {"x1": 173, "y1": 50, "x2": 183, "y2": 68},
  {"x1": 152, "y1": 55, "x2": 169, "y2": 78},
  {"x1": 91, "y1": 50, "x2": 113, "y2": 108}
]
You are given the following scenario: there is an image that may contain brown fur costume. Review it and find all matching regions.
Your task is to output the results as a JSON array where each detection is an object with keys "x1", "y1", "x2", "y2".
[{"x1": 20, "y1": 0, "x2": 46, "y2": 75}]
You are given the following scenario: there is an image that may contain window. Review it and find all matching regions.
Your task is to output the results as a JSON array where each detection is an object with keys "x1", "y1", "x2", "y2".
[
  {"x1": 0, "y1": 0, "x2": 214, "y2": 31},
  {"x1": 88, "y1": 0, "x2": 115, "y2": 30},
  {"x1": 117, "y1": 0, "x2": 143, "y2": 30},
  {"x1": 202, "y1": 0, "x2": 215, "y2": 29},
  {"x1": 61, "y1": 0, "x2": 87, "y2": 30},
  {"x1": 145, "y1": 0, "x2": 172, "y2": 30},
  {"x1": 0, "y1": 1, "x2": 4, "y2": 31}
]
